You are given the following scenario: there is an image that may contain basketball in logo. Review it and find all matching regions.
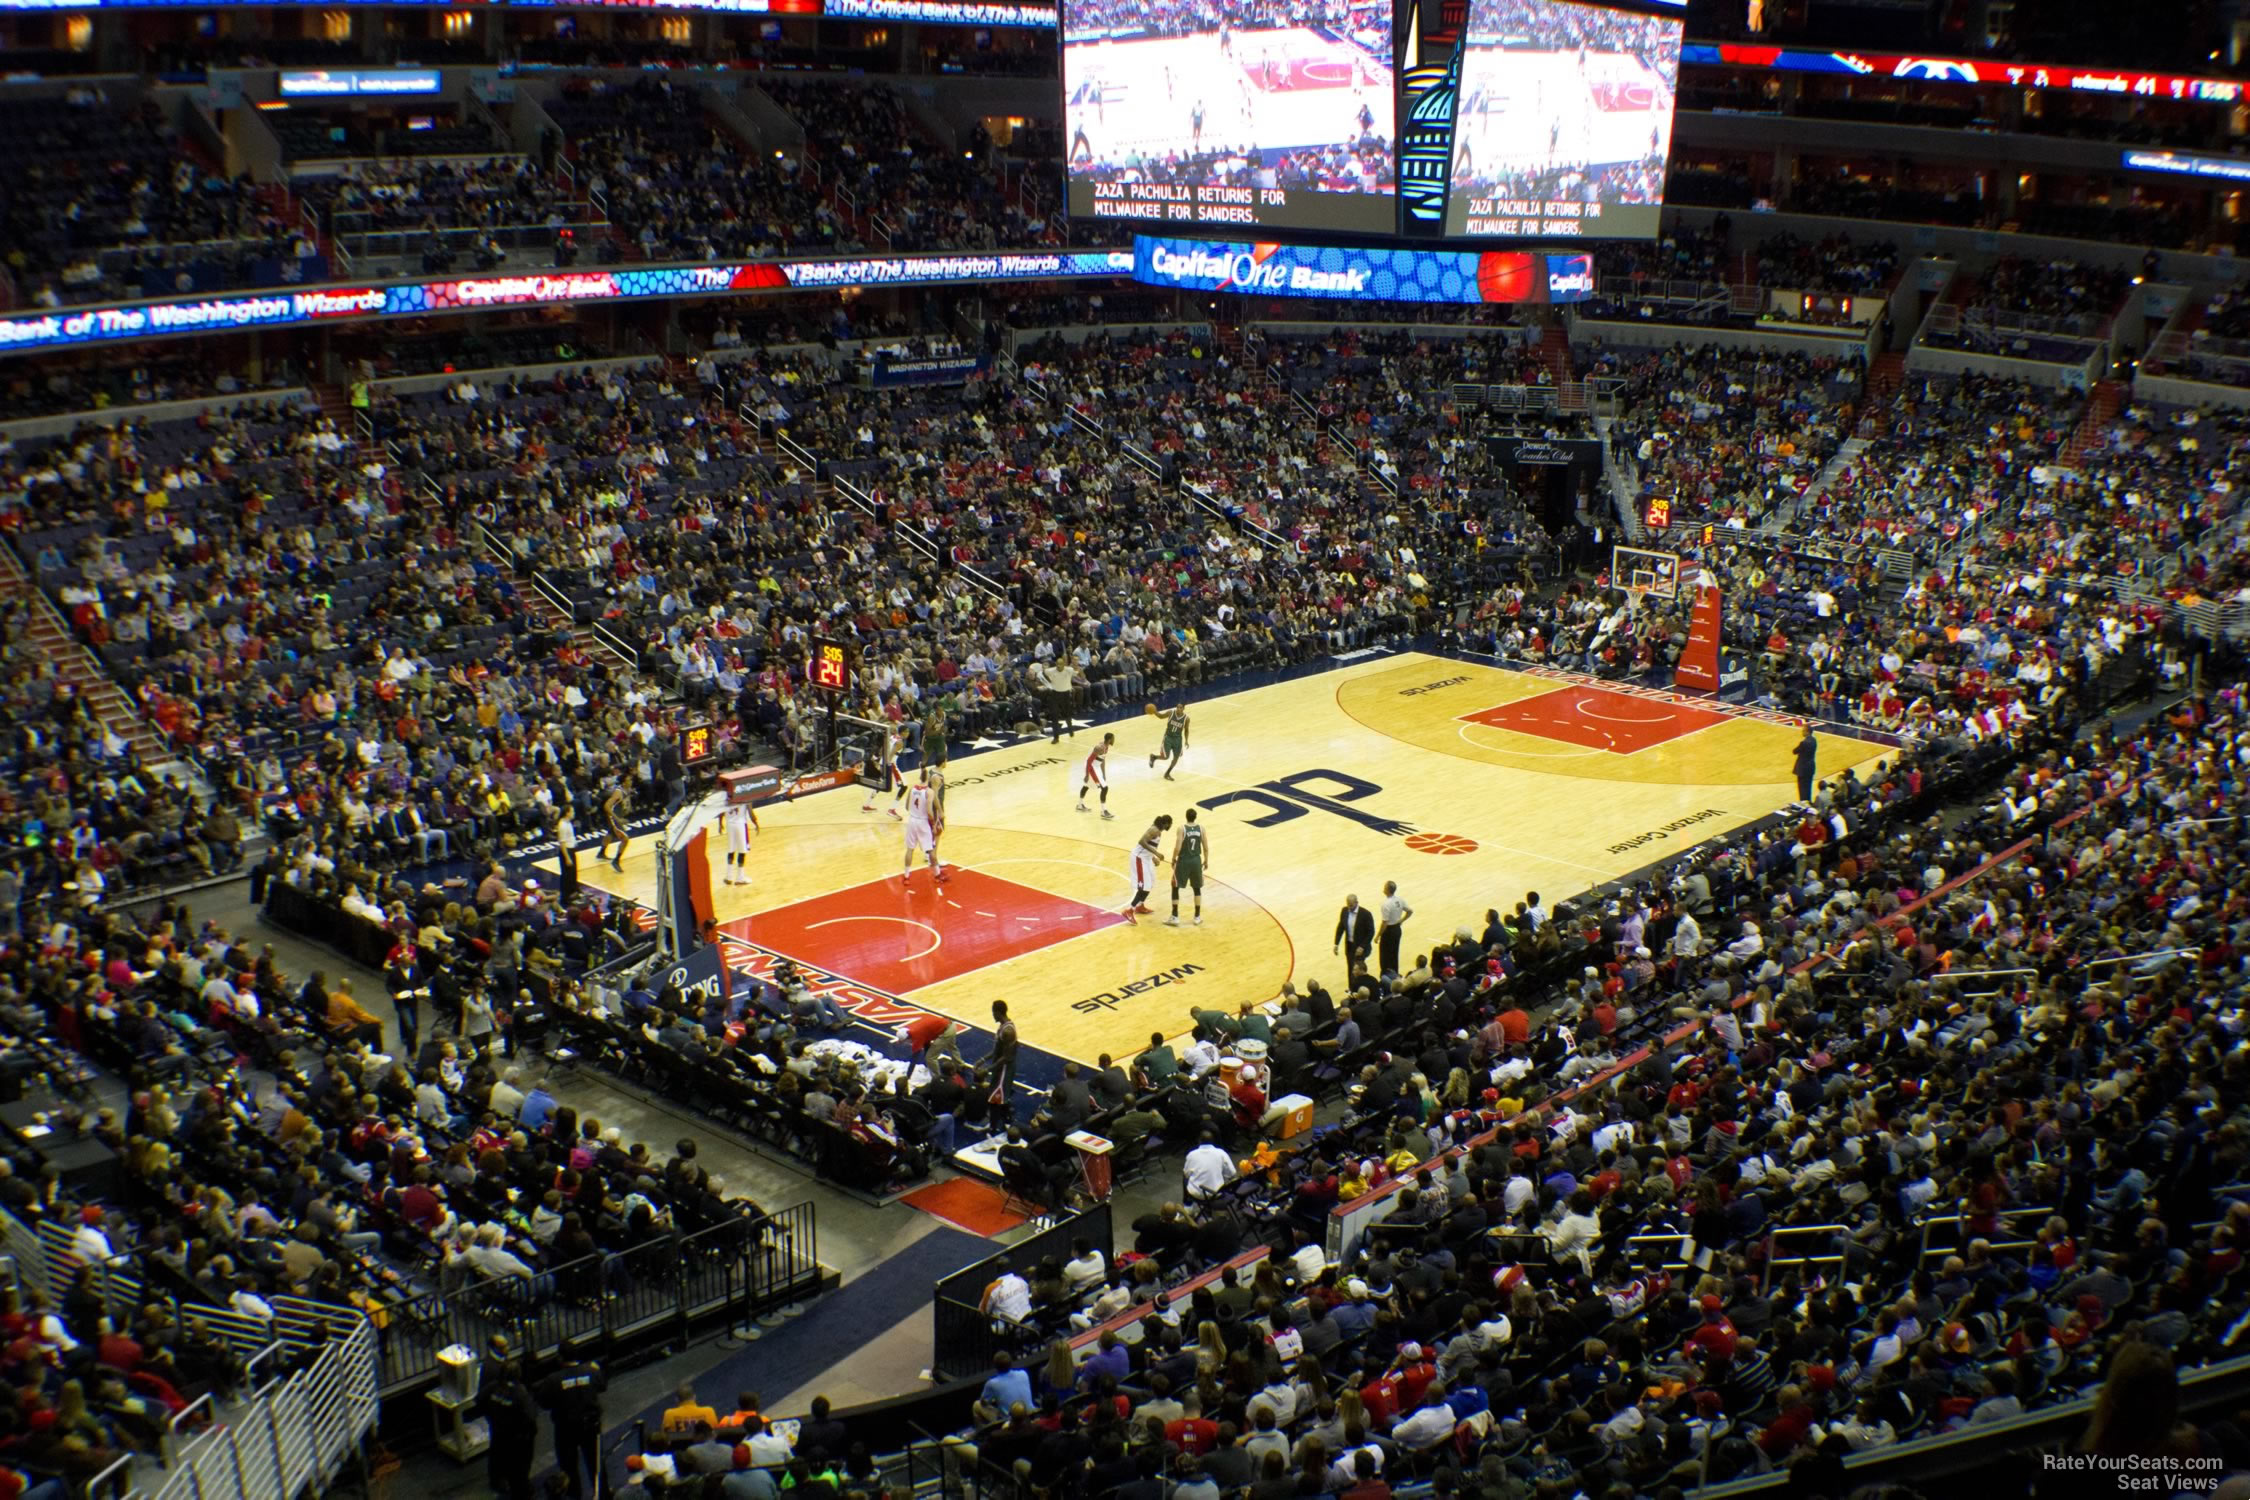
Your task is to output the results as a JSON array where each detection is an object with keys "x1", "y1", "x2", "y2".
[
  {"x1": 1476, "y1": 253, "x2": 1535, "y2": 304},
  {"x1": 1404, "y1": 832, "x2": 1479, "y2": 855}
]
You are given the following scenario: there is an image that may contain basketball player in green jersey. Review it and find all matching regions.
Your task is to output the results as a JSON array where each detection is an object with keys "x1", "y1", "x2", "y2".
[
  {"x1": 1165, "y1": 808, "x2": 1209, "y2": 926},
  {"x1": 1148, "y1": 704, "x2": 1190, "y2": 781},
  {"x1": 920, "y1": 701, "x2": 950, "y2": 773}
]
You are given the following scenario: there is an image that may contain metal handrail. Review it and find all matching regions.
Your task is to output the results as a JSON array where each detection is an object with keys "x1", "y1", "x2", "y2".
[
  {"x1": 1916, "y1": 1202, "x2": 2056, "y2": 1264},
  {"x1": 1691, "y1": 1348, "x2": 2250, "y2": 1499},
  {"x1": 170, "y1": 1393, "x2": 215, "y2": 1436},
  {"x1": 1758, "y1": 1222, "x2": 1852, "y2": 1293},
  {"x1": 338, "y1": 219, "x2": 611, "y2": 263},
  {"x1": 774, "y1": 431, "x2": 821, "y2": 472},
  {"x1": 84, "y1": 1451, "x2": 132, "y2": 1500}
]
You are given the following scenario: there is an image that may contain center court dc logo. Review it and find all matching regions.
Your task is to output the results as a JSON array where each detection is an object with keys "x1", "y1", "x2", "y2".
[{"x1": 1197, "y1": 769, "x2": 1415, "y2": 835}]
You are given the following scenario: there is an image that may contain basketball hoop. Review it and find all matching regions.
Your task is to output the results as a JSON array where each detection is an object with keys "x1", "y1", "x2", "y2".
[
  {"x1": 1623, "y1": 585, "x2": 1650, "y2": 618},
  {"x1": 1612, "y1": 544, "x2": 1681, "y2": 603}
]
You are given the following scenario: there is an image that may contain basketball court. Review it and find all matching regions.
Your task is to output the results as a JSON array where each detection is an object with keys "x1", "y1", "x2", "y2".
[{"x1": 560, "y1": 648, "x2": 1890, "y2": 1071}]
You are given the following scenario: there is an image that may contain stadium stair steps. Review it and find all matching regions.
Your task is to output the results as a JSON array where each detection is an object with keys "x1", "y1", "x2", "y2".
[
  {"x1": 1865, "y1": 351, "x2": 1906, "y2": 403},
  {"x1": 312, "y1": 380, "x2": 354, "y2": 424},
  {"x1": 2062, "y1": 379, "x2": 2126, "y2": 466},
  {"x1": 521, "y1": 575, "x2": 637, "y2": 678},
  {"x1": 1536, "y1": 325, "x2": 1574, "y2": 386},
  {"x1": 1938, "y1": 272, "x2": 1982, "y2": 309},
  {"x1": 0, "y1": 541, "x2": 177, "y2": 770},
  {"x1": 1776, "y1": 436, "x2": 1869, "y2": 529},
  {"x1": 1216, "y1": 324, "x2": 1270, "y2": 391}
]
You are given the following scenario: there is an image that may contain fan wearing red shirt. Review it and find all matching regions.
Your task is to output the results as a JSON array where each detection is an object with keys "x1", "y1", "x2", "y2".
[
  {"x1": 1683, "y1": 1296, "x2": 1739, "y2": 1365},
  {"x1": 1229, "y1": 1074, "x2": 1268, "y2": 1133},
  {"x1": 1754, "y1": 1387, "x2": 1816, "y2": 1457},
  {"x1": 1391, "y1": 1345, "x2": 1437, "y2": 1410},
  {"x1": 397, "y1": 1171, "x2": 447, "y2": 1233},
  {"x1": 1164, "y1": 1407, "x2": 1219, "y2": 1456},
  {"x1": 96, "y1": 1327, "x2": 142, "y2": 1373},
  {"x1": 1358, "y1": 1371, "x2": 1401, "y2": 1431}
]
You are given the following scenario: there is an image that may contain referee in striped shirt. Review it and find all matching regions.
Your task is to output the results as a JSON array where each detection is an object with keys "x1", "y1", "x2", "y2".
[{"x1": 1378, "y1": 881, "x2": 1413, "y2": 979}]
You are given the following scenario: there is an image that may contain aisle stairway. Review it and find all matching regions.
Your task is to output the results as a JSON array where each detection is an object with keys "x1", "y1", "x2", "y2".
[
  {"x1": 0, "y1": 541, "x2": 178, "y2": 771},
  {"x1": 1775, "y1": 436, "x2": 1871, "y2": 529},
  {"x1": 1536, "y1": 324, "x2": 1574, "y2": 387},
  {"x1": 1866, "y1": 351, "x2": 1906, "y2": 399},
  {"x1": 311, "y1": 379, "x2": 353, "y2": 424},
  {"x1": 2062, "y1": 379, "x2": 2127, "y2": 466}
]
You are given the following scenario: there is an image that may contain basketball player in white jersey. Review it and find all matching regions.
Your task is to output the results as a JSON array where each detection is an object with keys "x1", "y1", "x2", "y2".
[
  {"x1": 903, "y1": 770, "x2": 946, "y2": 883},
  {"x1": 720, "y1": 796, "x2": 759, "y2": 884},
  {"x1": 1123, "y1": 814, "x2": 1171, "y2": 923},
  {"x1": 1077, "y1": 732, "x2": 1115, "y2": 820},
  {"x1": 861, "y1": 725, "x2": 907, "y2": 818}
]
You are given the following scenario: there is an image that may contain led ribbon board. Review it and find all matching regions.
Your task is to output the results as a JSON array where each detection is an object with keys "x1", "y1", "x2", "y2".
[
  {"x1": 1681, "y1": 42, "x2": 2245, "y2": 103},
  {"x1": 0, "y1": 251, "x2": 1136, "y2": 354},
  {"x1": 1131, "y1": 236, "x2": 1596, "y2": 304}
]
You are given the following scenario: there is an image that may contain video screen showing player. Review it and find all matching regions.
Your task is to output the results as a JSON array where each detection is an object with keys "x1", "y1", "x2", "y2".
[
  {"x1": 1443, "y1": 0, "x2": 1682, "y2": 239},
  {"x1": 1063, "y1": 0, "x2": 1397, "y2": 235}
]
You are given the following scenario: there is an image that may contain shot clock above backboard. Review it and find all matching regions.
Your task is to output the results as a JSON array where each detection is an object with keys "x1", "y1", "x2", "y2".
[{"x1": 811, "y1": 637, "x2": 853, "y2": 695}]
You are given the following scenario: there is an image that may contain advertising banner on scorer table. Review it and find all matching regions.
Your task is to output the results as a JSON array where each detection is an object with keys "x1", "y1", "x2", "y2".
[
  {"x1": 1061, "y1": 0, "x2": 1398, "y2": 235},
  {"x1": 1131, "y1": 236, "x2": 1595, "y2": 304}
]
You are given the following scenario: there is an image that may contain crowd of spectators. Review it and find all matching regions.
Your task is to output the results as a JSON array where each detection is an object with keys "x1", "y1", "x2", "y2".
[
  {"x1": 1, "y1": 91, "x2": 318, "y2": 308},
  {"x1": 1601, "y1": 343, "x2": 1858, "y2": 530},
  {"x1": 1968, "y1": 257, "x2": 2132, "y2": 329},
  {"x1": 1591, "y1": 231, "x2": 1725, "y2": 287},
  {"x1": 0, "y1": 861, "x2": 796, "y2": 1493},
  {"x1": 2203, "y1": 287, "x2": 2250, "y2": 344},
  {"x1": 760, "y1": 82, "x2": 1054, "y2": 252},
  {"x1": 302, "y1": 160, "x2": 585, "y2": 240},
  {"x1": 1747, "y1": 233, "x2": 1900, "y2": 296},
  {"x1": 1807, "y1": 371, "x2": 2085, "y2": 554},
  {"x1": 2018, "y1": 402, "x2": 2250, "y2": 589},
  {"x1": 0, "y1": 355, "x2": 300, "y2": 421},
  {"x1": 556, "y1": 76, "x2": 848, "y2": 264},
  {"x1": 546, "y1": 75, "x2": 1067, "y2": 265}
]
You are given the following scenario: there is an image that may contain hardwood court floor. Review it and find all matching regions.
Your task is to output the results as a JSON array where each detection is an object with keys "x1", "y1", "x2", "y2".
[{"x1": 571, "y1": 653, "x2": 1890, "y2": 1066}]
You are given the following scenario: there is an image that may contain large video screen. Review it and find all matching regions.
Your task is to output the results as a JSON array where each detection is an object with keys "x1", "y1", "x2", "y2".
[
  {"x1": 1444, "y1": 0, "x2": 1682, "y2": 239},
  {"x1": 1062, "y1": 0, "x2": 1397, "y2": 235}
]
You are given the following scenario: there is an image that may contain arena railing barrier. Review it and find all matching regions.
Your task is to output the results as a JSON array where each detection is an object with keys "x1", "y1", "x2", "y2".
[
  {"x1": 1914, "y1": 1203, "x2": 2056, "y2": 1266},
  {"x1": 929, "y1": 1204, "x2": 1112, "y2": 1380},
  {"x1": 145, "y1": 1304, "x2": 380, "y2": 1500},
  {"x1": 1689, "y1": 1347, "x2": 2250, "y2": 1498},
  {"x1": 0, "y1": 1205, "x2": 382, "y2": 1500},
  {"x1": 1755, "y1": 1221, "x2": 1852, "y2": 1294},
  {"x1": 369, "y1": 1200, "x2": 823, "y2": 1394},
  {"x1": 336, "y1": 220, "x2": 612, "y2": 266}
]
